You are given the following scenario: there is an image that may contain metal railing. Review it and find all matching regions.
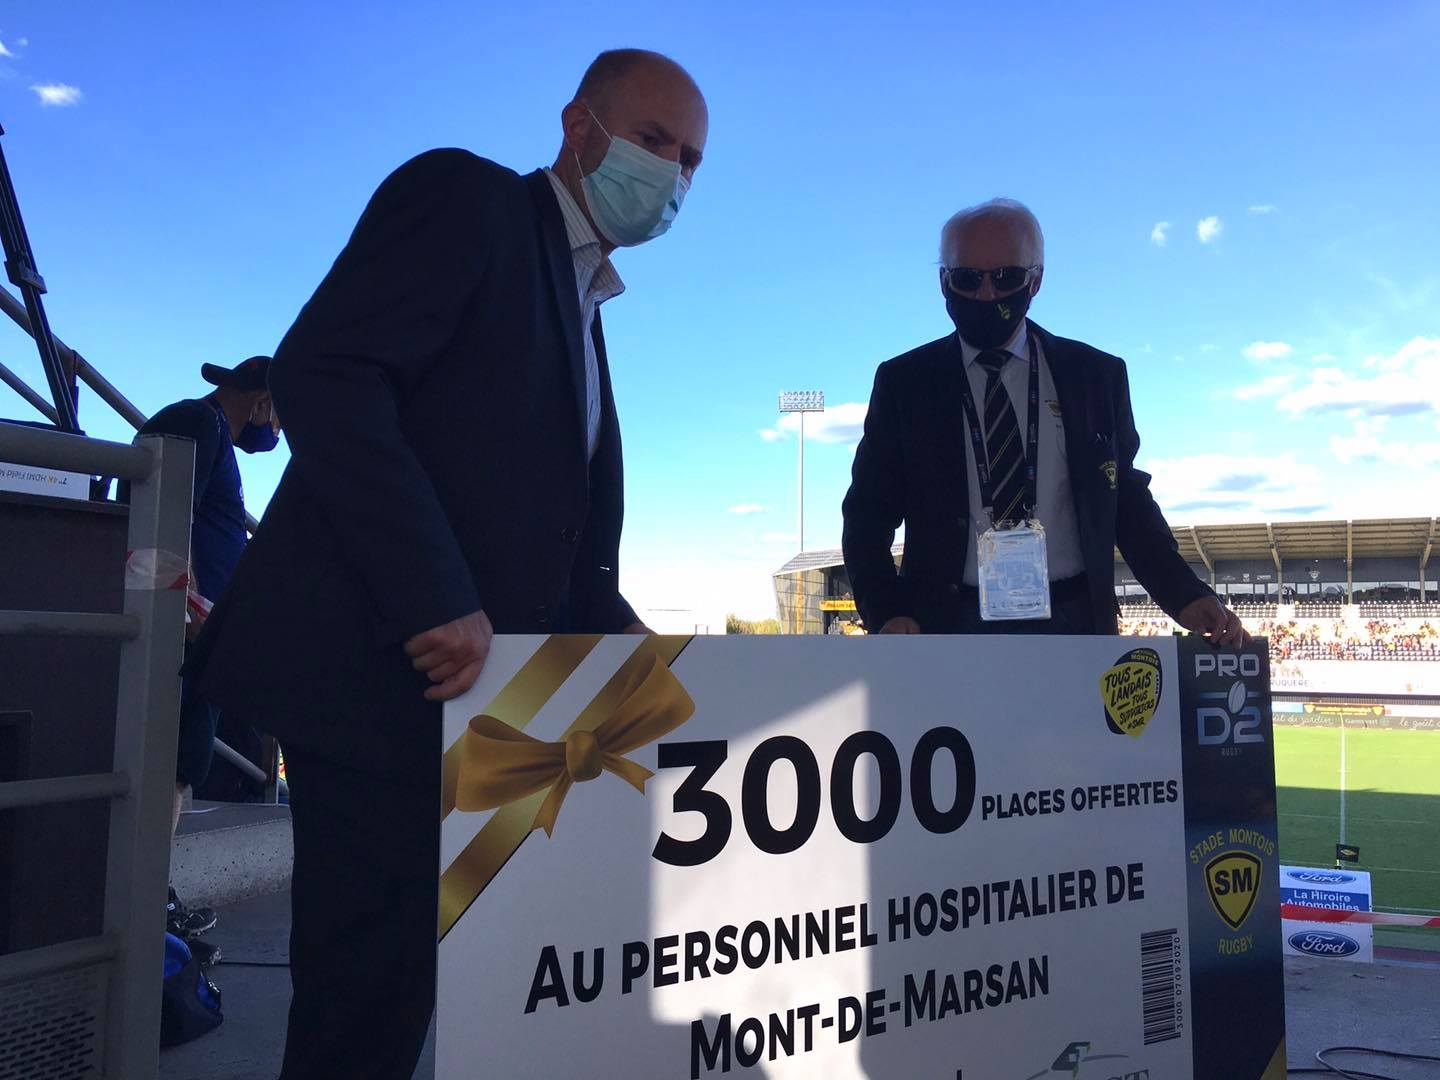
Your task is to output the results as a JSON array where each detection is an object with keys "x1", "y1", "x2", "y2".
[
  {"x1": 4, "y1": 279, "x2": 281, "y2": 799},
  {"x1": 2, "y1": 283, "x2": 258, "y2": 530},
  {"x1": 0, "y1": 423, "x2": 194, "y2": 1079}
]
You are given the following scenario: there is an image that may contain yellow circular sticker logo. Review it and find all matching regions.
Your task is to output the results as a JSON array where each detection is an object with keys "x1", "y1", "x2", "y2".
[{"x1": 1100, "y1": 647, "x2": 1163, "y2": 737}]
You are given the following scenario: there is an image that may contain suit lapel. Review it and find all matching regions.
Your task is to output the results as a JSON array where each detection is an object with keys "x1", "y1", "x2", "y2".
[
  {"x1": 525, "y1": 170, "x2": 589, "y2": 455},
  {"x1": 591, "y1": 310, "x2": 621, "y2": 480},
  {"x1": 1031, "y1": 320, "x2": 1098, "y2": 540},
  {"x1": 936, "y1": 334, "x2": 974, "y2": 520},
  {"x1": 1032, "y1": 322, "x2": 1088, "y2": 462}
]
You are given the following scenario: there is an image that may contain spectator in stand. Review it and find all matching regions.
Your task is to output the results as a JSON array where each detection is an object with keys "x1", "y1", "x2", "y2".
[{"x1": 1121, "y1": 611, "x2": 1440, "y2": 662}]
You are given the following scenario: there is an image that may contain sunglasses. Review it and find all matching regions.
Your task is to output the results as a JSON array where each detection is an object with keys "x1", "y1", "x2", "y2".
[{"x1": 941, "y1": 265, "x2": 1038, "y2": 296}]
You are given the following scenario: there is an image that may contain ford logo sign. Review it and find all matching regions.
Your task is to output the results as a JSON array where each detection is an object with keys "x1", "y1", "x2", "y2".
[
  {"x1": 1289, "y1": 931, "x2": 1361, "y2": 957},
  {"x1": 1286, "y1": 871, "x2": 1356, "y2": 885}
]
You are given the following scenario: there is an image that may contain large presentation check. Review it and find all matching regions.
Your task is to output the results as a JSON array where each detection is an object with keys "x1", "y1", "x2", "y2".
[{"x1": 438, "y1": 635, "x2": 1284, "y2": 1079}]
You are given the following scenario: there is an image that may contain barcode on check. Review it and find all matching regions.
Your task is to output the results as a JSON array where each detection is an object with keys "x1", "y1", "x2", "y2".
[{"x1": 1140, "y1": 928, "x2": 1183, "y2": 1045}]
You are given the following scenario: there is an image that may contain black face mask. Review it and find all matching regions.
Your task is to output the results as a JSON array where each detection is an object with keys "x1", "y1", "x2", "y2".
[
  {"x1": 235, "y1": 422, "x2": 279, "y2": 454},
  {"x1": 945, "y1": 288, "x2": 1034, "y2": 350}
]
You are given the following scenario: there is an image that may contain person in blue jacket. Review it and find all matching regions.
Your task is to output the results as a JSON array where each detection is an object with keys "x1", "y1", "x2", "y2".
[{"x1": 133, "y1": 355, "x2": 280, "y2": 944}]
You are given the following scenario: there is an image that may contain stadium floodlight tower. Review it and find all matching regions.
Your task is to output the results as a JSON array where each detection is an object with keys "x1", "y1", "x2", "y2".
[{"x1": 778, "y1": 390, "x2": 825, "y2": 552}]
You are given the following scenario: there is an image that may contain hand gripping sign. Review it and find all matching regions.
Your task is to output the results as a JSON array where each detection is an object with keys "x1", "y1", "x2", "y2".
[{"x1": 436, "y1": 635, "x2": 1286, "y2": 1080}]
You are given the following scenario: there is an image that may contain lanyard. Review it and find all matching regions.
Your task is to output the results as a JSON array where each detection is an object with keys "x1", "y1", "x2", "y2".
[{"x1": 955, "y1": 336, "x2": 1041, "y2": 527}]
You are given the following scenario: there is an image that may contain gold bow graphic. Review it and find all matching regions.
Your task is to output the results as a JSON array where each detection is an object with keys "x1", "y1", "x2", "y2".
[
  {"x1": 438, "y1": 635, "x2": 693, "y2": 941},
  {"x1": 453, "y1": 653, "x2": 694, "y2": 836}
]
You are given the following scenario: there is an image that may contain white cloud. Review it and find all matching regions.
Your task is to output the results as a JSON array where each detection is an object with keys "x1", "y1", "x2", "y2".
[
  {"x1": 1233, "y1": 374, "x2": 1296, "y2": 401},
  {"x1": 1198, "y1": 343, "x2": 1219, "y2": 354},
  {"x1": 1248, "y1": 204, "x2": 1277, "y2": 215},
  {"x1": 0, "y1": 38, "x2": 14, "y2": 59},
  {"x1": 1329, "y1": 427, "x2": 1440, "y2": 468},
  {"x1": 1276, "y1": 336, "x2": 1440, "y2": 418},
  {"x1": 31, "y1": 83, "x2": 83, "y2": 106},
  {"x1": 726, "y1": 503, "x2": 767, "y2": 515},
  {"x1": 760, "y1": 401, "x2": 868, "y2": 445},
  {"x1": 1242, "y1": 340, "x2": 1293, "y2": 361},
  {"x1": 1144, "y1": 451, "x2": 1331, "y2": 524},
  {"x1": 1196, "y1": 216, "x2": 1223, "y2": 244},
  {"x1": 1150, "y1": 221, "x2": 1170, "y2": 247}
]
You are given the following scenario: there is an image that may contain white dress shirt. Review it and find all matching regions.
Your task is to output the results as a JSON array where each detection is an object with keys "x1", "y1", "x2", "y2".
[
  {"x1": 958, "y1": 324, "x2": 1086, "y2": 585},
  {"x1": 544, "y1": 169, "x2": 625, "y2": 461}
]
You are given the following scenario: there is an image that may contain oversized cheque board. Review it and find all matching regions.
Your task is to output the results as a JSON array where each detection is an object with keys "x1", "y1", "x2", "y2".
[{"x1": 438, "y1": 635, "x2": 1284, "y2": 1079}]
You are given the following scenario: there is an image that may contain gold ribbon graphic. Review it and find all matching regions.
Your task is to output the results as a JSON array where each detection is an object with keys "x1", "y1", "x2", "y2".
[
  {"x1": 440, "y1": 634, "x2": 602, "y2": 819},
  {"x1": 438, "y1": 635, "x2": 693, "y2": 941},
  {"x1": 453, "y1": 650, "x2": 694, "y2": 835}
]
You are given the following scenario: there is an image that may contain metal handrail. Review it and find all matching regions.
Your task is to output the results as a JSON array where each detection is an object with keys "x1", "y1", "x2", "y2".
[
  {"x1": 0, "y1": 430, "x2": 193, "y2": 1079},
  {"x1": 0, "y1": 772, "x2": 130, "y2": 811},
  {"x1": 0, "y1": 935, "x2": 120, "y2": 985},
  {"x1": 0, "y1": 356, "x2": 59, "y2": 422},
  {"x1": 1, "y1": 288, "x2": 261, "y2": 531},
  {"x1": 0, "y1": 610, "x2": 141, "y2": 639},
  {"x1": 0, "y1": 419, "x2": 152, "y2": 481}
]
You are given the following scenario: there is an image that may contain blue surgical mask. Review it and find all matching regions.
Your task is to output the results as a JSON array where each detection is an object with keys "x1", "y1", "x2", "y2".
[
  {"x1": 577, "y1": 111, "x2": 689, "y2": 248},
  {"x1": 235, "y1": 422, "x2": 279, "y2": 454}
]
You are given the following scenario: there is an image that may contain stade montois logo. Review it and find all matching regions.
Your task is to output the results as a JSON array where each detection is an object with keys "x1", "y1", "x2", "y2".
[
  {"x1": 1100, "y1": 648, "x2": 1163, "y2": 737},
  {"x1": 1204, "y1": 851, "x2": 1261, "y2": 930}
]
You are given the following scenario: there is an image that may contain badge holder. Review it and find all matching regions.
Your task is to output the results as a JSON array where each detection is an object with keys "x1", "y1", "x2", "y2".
[{"x1": 977, "y1": 518, "x2": 1052, "y2": 621}]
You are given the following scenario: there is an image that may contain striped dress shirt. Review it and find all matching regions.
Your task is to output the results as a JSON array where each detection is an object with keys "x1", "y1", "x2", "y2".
[
  {"x1": 957, "y1": 324, "x2": 1086, "y2": 585},
  {"x1": 543, "y1": 169, "x2": 625, "y2": 461}
]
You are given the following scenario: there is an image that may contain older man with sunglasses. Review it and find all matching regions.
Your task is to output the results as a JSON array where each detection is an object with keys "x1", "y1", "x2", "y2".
[{"x1": 843, "y1": 198, "x2": 1247, "y2": 643}]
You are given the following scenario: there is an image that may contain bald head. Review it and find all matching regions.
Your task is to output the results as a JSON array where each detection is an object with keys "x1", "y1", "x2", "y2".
[{"x1": 575, "y1": 49, "x2": 701, "y2": 115}]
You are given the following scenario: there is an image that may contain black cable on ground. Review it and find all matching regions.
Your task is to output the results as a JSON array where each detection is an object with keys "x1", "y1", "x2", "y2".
[
  {"x1": 207, "y1": 959, "x2": 291, "y2": 969},
  {"x1": 1288, "y1": 1043, "x2": 1440, "y2": 1079}
]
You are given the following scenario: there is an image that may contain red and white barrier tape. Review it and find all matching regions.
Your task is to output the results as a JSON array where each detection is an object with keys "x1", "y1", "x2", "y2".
[
  {"x1": 1282, "y1": 903, "x2": 1440, "y2": 928},
  {"x1": 125, "y1": 548, "x2": 190, "y2": 591}
]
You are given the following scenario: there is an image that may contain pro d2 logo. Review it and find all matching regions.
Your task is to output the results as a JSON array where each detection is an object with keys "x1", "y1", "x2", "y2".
[
  {"x1": 1205, "y1": 851, "x2": 1261, "y2": 930},
  {"x1": 1101, "y1": 648, "x2": 1163, "y2": 737}
]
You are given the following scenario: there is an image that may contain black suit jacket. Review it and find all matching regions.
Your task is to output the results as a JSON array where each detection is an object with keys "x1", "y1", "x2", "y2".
[
  {"x1": 188, "y1": 151, "x2": 637, "y2": 741},
  {"x1": 841, "y1": 323, "x2": 1213, "y2": 635}
]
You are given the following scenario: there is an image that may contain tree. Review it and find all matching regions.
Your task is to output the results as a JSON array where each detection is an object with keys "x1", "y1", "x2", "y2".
[{"x1": 726, "y1": 614, "x2": 782, "y2": 635}]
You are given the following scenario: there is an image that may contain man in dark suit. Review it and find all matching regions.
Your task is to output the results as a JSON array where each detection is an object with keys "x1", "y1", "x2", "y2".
[
  {"x1": 843, "y1": 198, "x2": 1247, "y2": 643},
  {"x1": 187, "y1": 49, "x2": 707, "y2": 1079}
]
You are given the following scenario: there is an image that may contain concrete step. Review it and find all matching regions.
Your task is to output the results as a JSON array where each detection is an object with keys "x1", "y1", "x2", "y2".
[{"x1": 172, "y1": 800, "x2": 292, "y2": 908}]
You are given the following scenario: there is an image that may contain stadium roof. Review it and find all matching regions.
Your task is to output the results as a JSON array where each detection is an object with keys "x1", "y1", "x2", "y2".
[{"x1": 775, "y1": 516, "x2": 1439, "y2": 575}]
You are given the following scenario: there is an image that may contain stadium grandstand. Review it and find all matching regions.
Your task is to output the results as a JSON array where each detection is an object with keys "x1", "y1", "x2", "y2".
[{"x1": 774, "y1": 515, "x2": 1440, "y2": 647}]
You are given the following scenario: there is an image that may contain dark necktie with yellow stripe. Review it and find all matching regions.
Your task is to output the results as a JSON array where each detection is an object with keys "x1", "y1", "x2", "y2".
[{"x1": 974, "y1": 349, "x2": 1027, "y2": 525}]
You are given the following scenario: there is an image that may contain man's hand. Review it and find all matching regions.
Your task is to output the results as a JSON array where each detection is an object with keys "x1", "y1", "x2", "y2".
[
  {"x1": 184, "y1": 590, "x2": 211, "y2": 643},
  {"x1": 879, "y1": 616, "x2": 922, "y2": 634},
  {"x1": 404, "y1": 610, "x2": 494, "y2": 702},
  {"x1": 623, "y1": 622, "x2": 654, "y2": 635},
  {"x1": 1176, "y1": 597, "x2": 1249, "y2": 648}
]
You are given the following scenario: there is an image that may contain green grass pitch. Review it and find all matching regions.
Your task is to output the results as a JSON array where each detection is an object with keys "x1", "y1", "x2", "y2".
[{"x1": 1274, "y1": 726, "x2": 1440, "y2": 953}]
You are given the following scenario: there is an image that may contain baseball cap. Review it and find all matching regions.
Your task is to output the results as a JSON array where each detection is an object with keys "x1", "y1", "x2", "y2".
[{"x1": 200, "y1": 355, "x2": 272, "y2": 392}]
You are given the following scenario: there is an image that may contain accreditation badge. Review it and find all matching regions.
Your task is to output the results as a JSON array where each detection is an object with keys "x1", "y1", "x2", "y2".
[{"x1": 977, "y1": 519, "x2": 1051, "y2": 621}]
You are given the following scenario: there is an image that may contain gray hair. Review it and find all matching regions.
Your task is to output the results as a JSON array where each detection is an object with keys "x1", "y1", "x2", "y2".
[{"x1": 939, "y1": 198, "x2": 1045, "y2": 266}]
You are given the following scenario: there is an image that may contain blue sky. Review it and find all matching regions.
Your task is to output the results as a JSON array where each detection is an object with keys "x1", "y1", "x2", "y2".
[{"x1": 2, "y1": 3, "x2": 1438, "y2": 624}]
